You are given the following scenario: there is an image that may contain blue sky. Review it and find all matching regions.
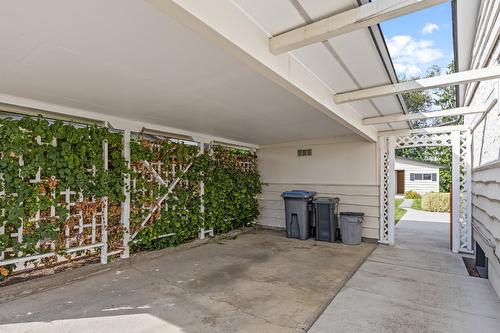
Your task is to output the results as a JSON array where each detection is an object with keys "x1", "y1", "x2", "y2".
[{"x1": 380, "y1": 1, "x2": 453, "y2": 79}]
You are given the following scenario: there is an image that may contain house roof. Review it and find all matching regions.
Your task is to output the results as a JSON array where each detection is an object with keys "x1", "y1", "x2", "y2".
[
  {"x1": 395, "y1": 157, "x2": 447, "y2": 169},
  {"x1": 0, "y1": 0, "x2": 408, "y2": 145}
]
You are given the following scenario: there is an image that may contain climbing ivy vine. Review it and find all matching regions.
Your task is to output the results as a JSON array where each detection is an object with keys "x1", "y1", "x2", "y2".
[
  {"x1": 0, "y1": 116, "x2": 261, "y2": 281},
  {"x1": 129, "y1": 138, "x2": 202, "y2": 251},
  {"x1": 129, "y1": 139, "x2": 261, "y2": 251},
  {"x1": 202, "y1": 146, "x2": 261, "y2": 233},
  {"x1": 0, "y1": 117, "x2": 126, "y2": 280}
]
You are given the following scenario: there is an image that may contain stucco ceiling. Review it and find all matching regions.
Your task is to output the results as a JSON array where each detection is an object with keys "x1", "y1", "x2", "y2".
[{"x1": 0, "y1": 0, "x2": 406, "y2": 145}]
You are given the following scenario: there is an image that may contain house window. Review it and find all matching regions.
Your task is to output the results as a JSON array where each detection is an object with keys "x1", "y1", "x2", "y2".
[{"x1": 410, "y1": 173, "x2": 438, "y2": 181}]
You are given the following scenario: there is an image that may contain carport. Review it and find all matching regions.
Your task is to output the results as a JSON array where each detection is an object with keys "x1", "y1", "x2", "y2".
[
  {"x1": 1, "y1": 0, "x2": 500, "y2": 332},
  {"x1": 0, "y1": 0, "x2": 408, "y2": 272}
]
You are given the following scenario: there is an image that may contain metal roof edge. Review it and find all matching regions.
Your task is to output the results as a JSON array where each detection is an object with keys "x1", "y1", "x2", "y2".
[{"x1": 358, "y1": 0, "x2": 412, "y2": 130}]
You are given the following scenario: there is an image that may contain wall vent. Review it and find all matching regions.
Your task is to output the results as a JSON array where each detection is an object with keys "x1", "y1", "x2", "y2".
[{"x1": 297, "y1": 149, "x2": 312, "y2": 157}]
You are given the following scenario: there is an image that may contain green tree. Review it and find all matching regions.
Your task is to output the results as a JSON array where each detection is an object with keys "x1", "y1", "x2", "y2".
[{"x1": 396, "y1": 62, "x2": 455, "y2": 192}]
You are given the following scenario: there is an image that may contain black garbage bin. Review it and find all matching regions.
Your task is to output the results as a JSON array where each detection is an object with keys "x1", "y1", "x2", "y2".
[
  {"x1": 313, "y1": 197, "x2": 339, "y2": 242},
  {"x1": 281, "y1": 190, "x2": 316, "y2": 240}
]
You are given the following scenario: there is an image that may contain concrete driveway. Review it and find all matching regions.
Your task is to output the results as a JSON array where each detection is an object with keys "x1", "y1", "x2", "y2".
[
  {"x1": 0, "y1": 230, "x2": 376, "y2": 333},
  {"x1": 309, "y1": 214, "x2": 500, "y2": 333}
]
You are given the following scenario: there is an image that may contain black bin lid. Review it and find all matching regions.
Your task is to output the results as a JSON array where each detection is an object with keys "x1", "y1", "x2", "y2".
[
  {"x1": 313, "y1": 197, "x2": 339, "y2": 204},
  {"x1": 281, "y1": 190, "x2": 316, "y2": 199}
]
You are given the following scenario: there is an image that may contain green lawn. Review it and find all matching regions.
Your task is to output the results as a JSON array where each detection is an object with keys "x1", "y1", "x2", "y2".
[
  {"x1": 395, "y1": 199, "x2": 407, "y2": 224},
  {"x1": 411, "y1": 198, "x2": 422, "y2": 210}
]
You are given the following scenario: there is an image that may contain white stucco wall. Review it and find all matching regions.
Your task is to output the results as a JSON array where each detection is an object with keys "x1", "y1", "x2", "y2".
[
  {"x1": 463, "y1": 7, "x2": 500, "y2": 296},
  {"x1": 395, "y1": 159, "x2": 440, "y2": 194},
  {"x1": 257, "y1": 135, "x2": 379, "y2": 239}
]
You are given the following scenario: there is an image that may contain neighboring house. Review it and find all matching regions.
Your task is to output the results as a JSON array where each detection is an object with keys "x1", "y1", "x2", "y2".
[
  {"x1": 395, "y1": 157, "x2": 443, "y2": 195},
  {"x1": 456, "y1": 0, "x2": 500, "y2": 295}
]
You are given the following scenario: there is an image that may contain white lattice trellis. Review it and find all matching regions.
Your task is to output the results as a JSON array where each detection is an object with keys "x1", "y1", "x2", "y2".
[
  {"x1": 1, "y1": 123, "x2": 257, "y2": 279},
  {"x1": 0, "y1": 137, "x2": 109, "y2": 270},
  {"x1": 379, "y1": 129, "x2": 472, "y2": 253},
  {"x1": 129, "y1": 140, "x2": 204, "y2": 243},
  {"x1": 459, "y1": 131, "x2": 472, "y2": 252},
  {"x1": 379, "y1": 138, "x2": 390, "y2": 244}
]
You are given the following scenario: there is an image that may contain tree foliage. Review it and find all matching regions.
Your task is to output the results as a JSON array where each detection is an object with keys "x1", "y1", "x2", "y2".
[{"x1": 396, "y1": 62, "x2": 456, "y2": 191}]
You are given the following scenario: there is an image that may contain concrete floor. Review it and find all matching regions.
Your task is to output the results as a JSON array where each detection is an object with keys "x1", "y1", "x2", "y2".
[
  {"x1": 309, "y1": 211, "x2": 500, "y2": 333},
  {"x1": 0, "y1": 229, "x2": 376, "y2": 333}
]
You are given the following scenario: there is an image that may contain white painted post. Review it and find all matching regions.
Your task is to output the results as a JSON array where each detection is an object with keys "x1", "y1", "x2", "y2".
[
  {"x1": 0, "y1": 172, "x2": 4, "y2": 260},
  {"x1": 387, "y1": 137, "x2": 396, "y2": 246},
  {"x1": 197, "y1": 141, "x2": 214, "y2": 239},
  {"x1": 101, "y1": 139, "x2": 109, "y2": 264},
  {"x1": 199, "y1": 141, "x2": 205, "y2": 219},
  {"x1": 17, "y1": 156, "x2": 24, "y2": 256},
  {"x1": 379, "y1": 137, "x2": 388, "y2": 244},
  {"x1": 465, "y1": 130, "x2": 472, "y2": 251},
  {"x1": 121, "y1": 129, "x2": 131, "y2": 259},
  {"x1": 451, "y1": 131, "x2": 460, "y2": 253}
]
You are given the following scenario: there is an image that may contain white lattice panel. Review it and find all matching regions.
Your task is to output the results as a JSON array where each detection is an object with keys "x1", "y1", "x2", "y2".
[
  {"x1": 380, "y1": 130, "x2": 472, "y2": 252},
  {"x1": 459, "y1": 131, "x2": 472, "y2": 252},
  {"x1": 395, "y1": 133, "x2": 452, "y2": 148},
  {"x1": 380, "y1": 145, "x2": 390, "y2": 243},
  {"x1": 0, "y1": 137, "x2": 109, "y2": 270}
]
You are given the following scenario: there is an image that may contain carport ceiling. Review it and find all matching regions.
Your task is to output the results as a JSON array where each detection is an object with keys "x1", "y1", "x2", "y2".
[
  {"x1": 234, "y1": 0, "x2": 410, "y2": 133},
  {"x1": 0, "y1": 0, "x2": 405, "y2": 145}
]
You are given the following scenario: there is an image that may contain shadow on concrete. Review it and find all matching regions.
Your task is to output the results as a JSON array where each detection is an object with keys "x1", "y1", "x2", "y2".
[{"x1": 0, "y1": 230, "x2": 376, "y2": 333}]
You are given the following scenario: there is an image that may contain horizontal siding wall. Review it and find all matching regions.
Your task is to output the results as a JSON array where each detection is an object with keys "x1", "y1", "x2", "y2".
[
  {"x1": 471, "y1": 162, "x2": 500, "y2": 295},
  {"x1": 258, "y1": 183, "x2": 379, "y2": 240},
  {"x1": 465, "y1": 4, "x2": 500, "y2": 297},
  {"x1": 257, "y1": 136, "x2": 380, "y2": 241}
]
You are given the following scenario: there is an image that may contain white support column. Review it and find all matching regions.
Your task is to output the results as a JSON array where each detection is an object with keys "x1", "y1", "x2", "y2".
[
  {"x1": 100, "y1": 139, "x2": 109, "y2": 264},
  {"x1": 387, "y1": 137, "x2": 396, "y2": 246},
  {"x1": 451, "y1": 131, "x2": 460, "y2": 253},
  {"x1": 379, "y1": 137, "x2": 388, "y2": 244},
  {"x1": 465, "y1": 130, "x2": 473, "y2": 251},
  {"x1": 196, "y1": 140, "x2": 214, "y2": 240},
  {"x1": 121, "y1": 129, "x2": 131, "y2": 259},
  {"x1": 199, "y1": 141, "x2": 205, "y2": 219}
]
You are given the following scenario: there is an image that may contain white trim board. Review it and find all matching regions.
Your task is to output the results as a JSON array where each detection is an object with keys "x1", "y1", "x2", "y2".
[
  {"x1": 363, "y1": 99, "x2": 496, "y2": 125},
  {"x1": 378, "y1": 125, "x2": 468, "y2": 137},
  {"x1": 0, "y1": 93, "x2": 259, "y2": 149},
  {"x1": 335, "y1": 67, "x2": 500, "y2": 103},
  {"x1": 269, "y1": 0, "x2": 446, "y2": 54}
]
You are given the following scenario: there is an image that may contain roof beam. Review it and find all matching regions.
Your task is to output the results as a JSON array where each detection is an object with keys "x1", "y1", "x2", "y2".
[
  {"x1": 145, "y1": 0, "x2": 379, "y2": 142},
  {"x1": 269, "y1": 0, "x2": 446, "y2": 54},
  {"x1": 335, "y1": 66, "x2": 500, "y2": 104},
  {"x1": 363, "y1": 99, "x2": 497, "y2": 125},
  {"x1": 378, "y1": 125, "x2": 468, "y2": 136}
]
